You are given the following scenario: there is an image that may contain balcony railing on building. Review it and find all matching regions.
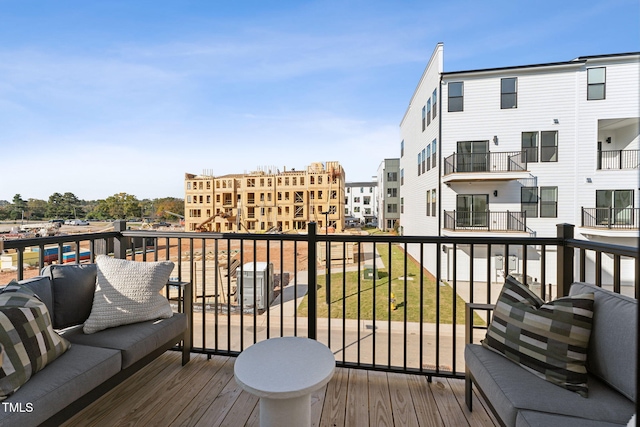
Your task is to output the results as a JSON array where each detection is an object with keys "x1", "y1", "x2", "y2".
[
  {"x1": 443, "y1": 151, "x2": 527, "y2": 177},
  {"x1": 597, "y1": 149, "x2": 640, "y2": 170},
  {"x1": 582, "y1": 207, "x2": 639, "y2": 229},
  {"x1": 444, "y1": 210, "x2": 527, "y2": 232}
]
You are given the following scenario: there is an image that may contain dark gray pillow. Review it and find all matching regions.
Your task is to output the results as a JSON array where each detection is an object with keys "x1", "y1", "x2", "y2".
[
  {"x1": 41, "y1": 264, "x2": 97, "y2": 329},
  {"x1": 18, "y1": 276, "x2": 54, "y2": 316}
]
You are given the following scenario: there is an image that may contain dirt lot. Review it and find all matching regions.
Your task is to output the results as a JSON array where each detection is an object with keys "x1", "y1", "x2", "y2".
[{"x1": 0, "y1": 221, "x2": 310, "y2": 285}]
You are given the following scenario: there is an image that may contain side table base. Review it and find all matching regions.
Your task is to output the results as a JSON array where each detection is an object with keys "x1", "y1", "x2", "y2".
[{"x1": 260, "y1": 394, "x2": 310, "y2": 427}]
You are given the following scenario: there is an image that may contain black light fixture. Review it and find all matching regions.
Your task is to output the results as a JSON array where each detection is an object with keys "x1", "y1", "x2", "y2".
[
  {"x1": 493, "y1": 190, "x2": 498, "y2": 197},
  {"x1": 606, "y1": 137, "x2": 612, "y2": 144}
]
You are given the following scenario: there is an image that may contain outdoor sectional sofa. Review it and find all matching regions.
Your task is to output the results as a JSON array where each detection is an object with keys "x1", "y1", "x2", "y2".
[
  {"x1": 0, "y1": 256, "x2": 191, "y2": 427},
  {"x1": 465, "y1": 279, "x2": 636, "y2": 427}
]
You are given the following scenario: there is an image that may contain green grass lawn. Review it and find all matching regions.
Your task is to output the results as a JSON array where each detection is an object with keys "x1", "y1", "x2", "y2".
[{"x1": 298, "y1": 243, "x2": 472, "y2": 325}]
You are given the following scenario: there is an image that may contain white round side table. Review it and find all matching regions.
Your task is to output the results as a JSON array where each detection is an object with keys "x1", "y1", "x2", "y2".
[{"x1": 234, "y1": 336, "x2": 336, "y2": 427}]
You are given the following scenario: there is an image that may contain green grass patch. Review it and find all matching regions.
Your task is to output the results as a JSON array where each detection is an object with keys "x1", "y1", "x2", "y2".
[{"x1": 298, "y1": 243, "x2": 478, "y2": 324}]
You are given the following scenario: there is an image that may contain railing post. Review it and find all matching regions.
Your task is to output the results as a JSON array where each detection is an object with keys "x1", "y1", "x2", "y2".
[
  {"x1": 113, "y1": 220, "x2": 128, "y2": 259},
  {"x1": 556, "y1": 223, "x2": 574, "y2": 297},
  {"x1": 307, "y1": 222, "x2": 318, "y2": 340}
]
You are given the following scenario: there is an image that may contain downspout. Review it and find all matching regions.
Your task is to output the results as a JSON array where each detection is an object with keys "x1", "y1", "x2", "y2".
[{"x1": 438, "y1": 74, "x2": 443, "y2": 238}]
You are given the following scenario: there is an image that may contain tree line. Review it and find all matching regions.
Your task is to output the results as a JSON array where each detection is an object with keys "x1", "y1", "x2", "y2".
[{"x1": 0, "y1": 193, "x2": 184, "y2": 222}]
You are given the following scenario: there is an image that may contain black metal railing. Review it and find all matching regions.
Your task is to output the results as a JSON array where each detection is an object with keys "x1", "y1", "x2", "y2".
[
  {"x1": 443, "y1": 151, "x2": 527, "y2": 176},
  {"x1": 582, "y1": 207, "x2": 639, "y2": 229},
  {"x1": 1, "y1": 222, "x2": 637, "y2": 380},
  {"x1": 444, "y1": 210, "x2": 527, "y2": 232},
  {"x1": 597, "y1": 149, "x2": 640, "y2": 170}
]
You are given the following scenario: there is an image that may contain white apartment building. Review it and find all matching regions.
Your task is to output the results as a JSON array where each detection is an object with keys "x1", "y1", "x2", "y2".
[
  {"x1": 400, "y1": 43, "x2": 639, "y2": 291},
  {"x1": 345, "y1": 181, "x2": 378, "y2": 224},
  {"x1": 377, "y1": 159, "x2": 401, "y2": 231}
]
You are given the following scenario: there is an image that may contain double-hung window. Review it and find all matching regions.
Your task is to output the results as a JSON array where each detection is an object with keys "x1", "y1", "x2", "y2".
[
  {"x1": 422, "y1": 106, "x2": 426, "y2": 131},
  {"x1": 448, "y1": 82, "x2": 463, "y2": 112},
  {"x1": 522, "y1": 132, "x2": 538, "y2": 162},
  {"x1": 540, "y1": 131, "x2": 558, "y2": 162},
  {"x1": 587, "y1": 67, "x2": 606, "y2": 100},
  {"x1": 540, "y1": 187, "x2": 558, "y2": 218},
  {"x1": 501, "y1": 77, "x2": 517, "y2": 109},
  {"x1": 431, "y1": 139, "x2": 437, "y2": 168},
  {"x1": 432, "y1": 89, "x2": 437, "y2": 119},
  {"x1": 521, "y1": 187, "x2": 538, "y2": 218},
  {"x1": 426, "y1": 99, "x2": 432, "y2": 126}
]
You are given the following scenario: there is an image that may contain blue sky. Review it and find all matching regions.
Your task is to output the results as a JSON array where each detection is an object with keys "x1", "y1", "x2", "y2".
[{"x1": 1, "y1": 0, "x2": 638, "y2": 202}]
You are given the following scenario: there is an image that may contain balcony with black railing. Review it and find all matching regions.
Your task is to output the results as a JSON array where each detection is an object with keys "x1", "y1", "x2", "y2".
[
  {"x1": 597, "y1": 149, "x2": 640, "y2": 170},
  {"x1": 1, "y1": 221, "x2": 637, "y2": 425},
  {"x1": 443, "y1": 151, "x2": 529, "y2": 183},
  {"x1": 581, "y1": 207, "x2": 639, "y2": 231},
  {"x1": 443, "y1": 210, "x2": 528, "y2": 233}
]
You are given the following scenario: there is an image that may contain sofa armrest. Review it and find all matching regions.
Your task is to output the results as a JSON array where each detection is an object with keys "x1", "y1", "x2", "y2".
[{"x1": 465, "y1": 303, "x2": 494, "y2": 345}]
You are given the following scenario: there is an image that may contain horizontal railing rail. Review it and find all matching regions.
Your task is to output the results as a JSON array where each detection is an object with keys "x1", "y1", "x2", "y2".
[
  {"x1": 581, "y1": 207, "x2": 639, "y2": 229},
  {"x1": 444, "y1": 210, "x2": 527, "y2": 232},
  {"x1": 597, "y1": 149, "x2": 640, "y2": 170},
  {"x1": 1, "y1": 223, "x2": 636, "y2": 379},
  {"x1": 443, "y1": 151, "x2": 527, "y2": 175}
]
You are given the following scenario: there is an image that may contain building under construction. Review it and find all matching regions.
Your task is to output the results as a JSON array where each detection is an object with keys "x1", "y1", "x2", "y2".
[{"x1": 184, "y1": 162, "x2": 346, "y2": 233}]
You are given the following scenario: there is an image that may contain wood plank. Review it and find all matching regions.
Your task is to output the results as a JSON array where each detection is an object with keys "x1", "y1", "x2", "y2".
[
  {"x1": 310, "y1": 384, "x2": 327, "y2": 427},
  {"x1": 446, "y1": 378, "x2": 500, "y2": 427},
  {"x1": 368, "y1": 371, "x2": 393, "y2": 427},
  {"x1": 245, "y1": 403, "x2": 260, "y2": 427},
  {"x1": 387, "y1": 372, "x2": 419, "y2": 427},
  {"x1": 429, "y1": 378, "x2": 470, "y2": 427},
  {"x1": 169, "y1": 357, "x2": 237, "y2": 427},
  {"x1": 62, "y1": 351, "x2": 184, "y2": 427},
  {"x1": 193, "y1": 366, "x2": 245, "y2": 426},
  {"x1": 319, "y1": 366, "x2": 348, "y2": 427},
  {"x1": 143, "y1": 355, "x2": 227, "y2": 426},
  {"x1": 406, "y1": 374, "x2": 444, "y2": 427},
  {"x1": 344, "y1": 368, "x2": 368, "y2": 427},
  {"x1": 219, "y1": 389, "x2": 258, "y2": 427},
  {"x1": 100, "y1": 352, "x2": 210, "y2": 426}
]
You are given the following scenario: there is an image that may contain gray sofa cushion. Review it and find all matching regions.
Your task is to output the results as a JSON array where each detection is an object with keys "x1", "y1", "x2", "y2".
[
  {"x1": 41, "y1": 264, "x2": 97, "y2": 329},
  {"x1": 516, "y1": 410, "x2": 626, "y2": 427},
  {"x1": 18, "y1": 276, "x2": 53, "y2": 316},
  {"x1": 0, "y1": 343, "x2": 121, "y2": 427},
  {"x1": 465, "y1": 344, "x2": 635, "y2": 426},
  {"x1": 569, "y1": 282, "x2": 637, "y2": 402},
  {"x1": 60, "y1": 313, "x2": 187, "y2": 369}
]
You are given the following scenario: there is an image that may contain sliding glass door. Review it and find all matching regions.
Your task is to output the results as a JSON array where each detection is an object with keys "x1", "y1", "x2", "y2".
[{"x1": 456, "y1": 194, "x2": 488, "y2": 227}]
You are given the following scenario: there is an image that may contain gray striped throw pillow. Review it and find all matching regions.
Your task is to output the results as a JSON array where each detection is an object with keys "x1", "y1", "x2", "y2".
[{"x1": 482, "y1": 275, "x2": 594, "y2": 397}]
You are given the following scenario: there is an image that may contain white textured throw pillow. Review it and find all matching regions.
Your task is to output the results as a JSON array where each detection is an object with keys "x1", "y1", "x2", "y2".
[{"x1": 83, "y1": 255, "x2": 174, "y2": 334}]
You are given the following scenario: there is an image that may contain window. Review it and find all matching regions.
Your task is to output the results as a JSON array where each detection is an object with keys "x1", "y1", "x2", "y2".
[
  {"x1": 400, "y1": 168, "x2": 404, "y2": 185},
  {"x1": 401, "y1": 140, "x2": 404, "y2": 157},
  {"x1": 422, "y1": 148, "x2": 426, "y2": 173},
  {"x1": 431, "y1": 189, "x2": 436, "y2": 216},
  {"x1": 354, "y1": 197, "x2": 360, "y2": 203},
  {"x1": 522, "y1": 132, "x2": 539, "y2": 162},
  {"x1": 387, "y1": 172, "x2": 397, "y2": 182},
  {"x1": 401, "y1": 197, "x2": 404, "y2": 214},
  {"x1": 587, "y1": 67, "x2": 606, "y2": 100},
  {"x1": 387, "y1": 188, "x2": 397, "y2": 197},
  {"x1": 187, "y1": 182, "x2": 191, "y2": 190},
  {"x1": 596, "y1": 189, "x2": 634, "y2": 225},
  {"x1": 432, "y1": 89, "x2": 437, "y2": 119},
  {"x1": 426, "y1": 144, "x2": 431, "y2": 171},
  {"x1": 431, "y1": 139, "x2": 437, "y2": 168},
  {"x1": 540, "y1": 131, "x2": 558, "y2": 162},
  {"x1": 363, "y1": 196, "x2": 371, "y2": 205},
  {"x1": 422, "y1": 106, "x2": 426, "y2": 131},
  {"x1": 540, "y1": 187, "x2": 558, "y2": 218},
  {"x1": 426, "y1": 191, "x2": 431, "y2": 216},
  {"x1": 448, "y1": 82, "x2": 463, "y2": 112},
  {"x1": 418, "y1": 152, "x2": 422, "y2": 176},
  {"x1": 387, "y1": 204, "x2": 398, "y2": 213},
  {"x1": 521, "y1": 187, "x2": 538, "y2": 218},
  {"x1": 426, "y1": 99, "x2": 432, "y2": 126},
  {"x1": 501, "y1": 77, "x2": 517, "y2": 109},
  {"x1": 456, "y1": 194, "x2": 488, "y2": 227}
]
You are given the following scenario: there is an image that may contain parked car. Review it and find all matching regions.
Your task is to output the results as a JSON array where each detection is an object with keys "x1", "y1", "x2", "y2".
[
  {"x1": 69, "y1": 219, "x2": 90, "y2": 226},
  {"x1": 48, "y1": 219, "x2": 64, "y2": 228}
]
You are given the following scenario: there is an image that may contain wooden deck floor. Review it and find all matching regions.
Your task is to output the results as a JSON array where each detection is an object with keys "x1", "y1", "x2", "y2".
[{"x1": 62, "y1": 352, "x2": 499, "y2": 427}]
